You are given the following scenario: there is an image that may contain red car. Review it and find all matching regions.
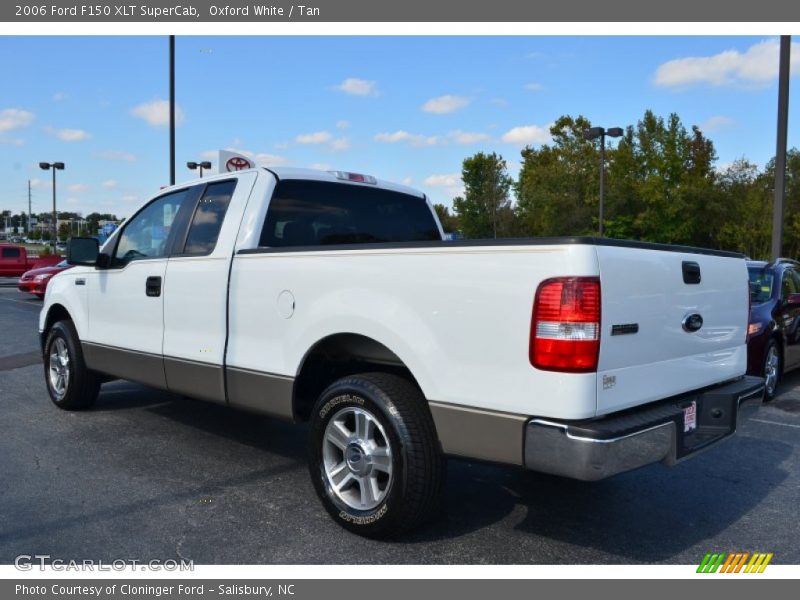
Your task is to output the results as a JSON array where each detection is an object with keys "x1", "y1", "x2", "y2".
[{"x1": 17, "y1": 260, "x2": 72, "y2": 298}]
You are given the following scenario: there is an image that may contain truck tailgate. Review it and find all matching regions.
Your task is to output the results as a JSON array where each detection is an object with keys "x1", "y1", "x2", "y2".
[{"x1": 596, "y1": 245, "x2": 748, "y2": 416}]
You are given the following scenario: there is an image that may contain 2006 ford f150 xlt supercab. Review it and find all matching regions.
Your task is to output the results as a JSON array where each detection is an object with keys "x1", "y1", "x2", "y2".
[{"x1": 40, "y1": 167, "x2": 764, "y2": 537}]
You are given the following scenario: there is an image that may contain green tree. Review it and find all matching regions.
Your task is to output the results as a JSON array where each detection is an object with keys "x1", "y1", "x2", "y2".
[
  {"x1": 452, "y1": 152, "x2": 515, "y2": 239},
  {"x1": 58, "y1": 222, "x2": 71, "y2": 241},
  {"x1": 714, "y1": 159, "x2": 770, "y2": 258},
  {"x1": 515, "y1": 115, "x2": 600, "y2": 237}
]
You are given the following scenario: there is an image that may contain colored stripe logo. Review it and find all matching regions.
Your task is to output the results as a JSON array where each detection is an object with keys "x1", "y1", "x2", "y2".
[{"x1": 697, "y1": 552, "x2": 773, "y2": 573}]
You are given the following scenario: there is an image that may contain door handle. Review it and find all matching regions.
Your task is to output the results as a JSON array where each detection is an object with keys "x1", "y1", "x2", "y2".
[{"x1": 145, "y1": 276, "x2": 162, "y2": 297}]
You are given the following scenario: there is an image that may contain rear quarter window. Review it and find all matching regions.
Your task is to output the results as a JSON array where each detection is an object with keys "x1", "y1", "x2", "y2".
[
  {"x1": 259, "y1": 180, "x2": 441, "y2": 248},
  {"x1": 1, "y1": 247, "x2": 21, "y2": 258}
]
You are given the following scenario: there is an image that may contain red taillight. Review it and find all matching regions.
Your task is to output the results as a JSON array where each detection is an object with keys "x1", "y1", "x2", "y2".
[{"x1": 530, "y1": 277, "x2": 601, "y2": 372}]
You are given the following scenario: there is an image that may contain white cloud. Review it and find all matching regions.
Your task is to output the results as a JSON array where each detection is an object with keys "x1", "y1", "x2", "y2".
[
  {"x1": 423, "y1": 173, "x2": 461, "y2": 188},
  {"x1": 0, "y1": 136, "x2": 24, "y2": 146},
  {"x1": 334, "y1": 78, "x2": 378, "y2": 97},
  {"x1": 49, "y1": 128, "x2": 91, "y2": 142},
  {"x1": 102, "y1": 179, "x2": 118, "y2": 189},
  {"x1": 253, "y1": 153, "x2": 289, "y2": 166},
  {"x1": 330, "y1": 137, "x2": 351, "y2": 151},
  {"x1": 501, "y1": 124, "x2": 552, "y2": 145},
  {"x1": 131, "y1": 99, "x2": 185, "y2": 127},
  {"x1": 423, "y1": 173, "x2": 463, "y2": 199},
  {"x1": 654, "y1": 38, "x2": 800, "y2": 89},
  {"x1": 449, "y1": 130, "x2": 490, "y2": 144},
  {"x1": 296, "y1": 131, "x2": 333, "y2": 144},
  {"x1": 67, "y1": 183, "x2": 89, "y2": 193},
  {"x1": 29, "y1": 178, "x2": 48, "y2": 189},
  {"x1": 375, "y1": 131, "x2": 413, "y2": 143},
  {"x1": 52, "y1": 92, "x2": 67, "y2": 102},
  {"x1": 97, "y1": 150, "x2": 137, "y2": 162},
  {"x1": 374, "y1": 130, "x2": 440, "y2": 147},
  {"x1": 0, "y1": 108, "x2": 35, "y2": 132},
  {"x1": 220, "y1": 147, "x2": 290, "y2": 167},
  {"x1": 524, "y1": 82, "x2": 545, "y2": 91},
  {"x1": 336, "y1": 120, "x2": 351, "y2": 129},
  {"x1": 699, "y1": 115, "x2": 734, "y2": 132},
  {"x1": 421, "y1": 95, "x2": 469, "y2": 114}
]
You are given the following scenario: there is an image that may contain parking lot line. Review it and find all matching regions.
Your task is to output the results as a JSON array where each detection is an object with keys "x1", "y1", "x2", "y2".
[
  {"x1": 0, "y1": 296, "x2": 41, "y2": 309},
  {"x1": 749, "y1": 418, "x2": 800, "y2": 429},
  {"x1": 1, "y1": 296, "x2": 33, "y2": 304}
]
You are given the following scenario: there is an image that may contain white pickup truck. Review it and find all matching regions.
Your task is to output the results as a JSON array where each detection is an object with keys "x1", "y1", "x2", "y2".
[{"x1": 41, "y1": 167, "x2": 763, "y2": 537}]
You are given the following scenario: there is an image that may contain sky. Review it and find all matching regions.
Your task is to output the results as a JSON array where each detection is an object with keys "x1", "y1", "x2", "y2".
[{"x1": 0, "y1": 35, "x2": 798, "y2": 220}]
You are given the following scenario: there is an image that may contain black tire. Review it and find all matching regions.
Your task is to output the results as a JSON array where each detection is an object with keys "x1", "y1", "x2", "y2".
[
  {"x1": 44, "y1": 320, "x2": 101, "y2": 410},
  {"x1": 763, "y1": 338, "x2": 781, "y2": 401},
  {"x1": 308, "y1": 372, "x2": 446, "y2": 538}
]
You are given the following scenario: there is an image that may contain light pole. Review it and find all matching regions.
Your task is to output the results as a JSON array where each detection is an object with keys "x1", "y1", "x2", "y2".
[
  {"x1": 771, "y1": 35, "x2": 791, "y2": 262},
  {"x1": 39, "y1": 162, "x2": 64, "y2": 251},
  {"x1": 187, "y1": 161, "x2": 212, "y2": 178},
  {"x1": 584, "y1": 126, "x2": 623, "y2": 237},
  {"x1": 169, "y1": 35, "x2": 176, "y2": 186}
]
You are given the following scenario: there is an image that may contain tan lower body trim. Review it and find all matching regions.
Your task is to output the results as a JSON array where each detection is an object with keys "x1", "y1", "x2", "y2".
[
  {"x1": 226, "y1": 366, "x2": 295, "y2": 421},
  {"x1": 428, "y1": 401, "x2": 528, "y2": 466},
  {"x1": 82, "y1": 342, "x2": 167, "y2": 390},
  {"x1": 164, "y1": 357, "x2": 226, "y2": 404}
]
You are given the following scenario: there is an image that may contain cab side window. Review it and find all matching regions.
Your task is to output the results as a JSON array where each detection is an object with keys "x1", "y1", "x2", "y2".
[
  {"x1": 112, "y1": 189, "x2": 191, "y2": 267},
  {"x1": 182, "y1": 180, "x2": 237, "y2": 255},
  {"x1": 2, "y1": 247, "x2": 21, "y2": 258}
]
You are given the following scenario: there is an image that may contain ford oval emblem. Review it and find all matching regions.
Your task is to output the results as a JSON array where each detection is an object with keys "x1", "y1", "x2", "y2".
[{"x1": 682, "y1": 313, "x2": 704, "y2": 333}]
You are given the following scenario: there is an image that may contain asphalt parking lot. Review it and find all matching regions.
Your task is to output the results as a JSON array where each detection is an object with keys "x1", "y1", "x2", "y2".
[{"x1": 1, "y1": 284, "x2": 799, "y2": 565}]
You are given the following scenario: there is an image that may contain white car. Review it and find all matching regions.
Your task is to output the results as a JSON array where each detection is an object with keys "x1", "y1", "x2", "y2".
[{"x1": 40, "y1": 167, "x2": 764, "y2": 537}]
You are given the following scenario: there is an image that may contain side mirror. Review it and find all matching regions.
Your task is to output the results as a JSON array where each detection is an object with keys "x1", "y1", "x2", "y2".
[
  {"x1": 787, "y1": 293, "x2": 800, "y2": 307},
  {"x1": 67, "y1": 237, "x2": 99, "y2": 266}
]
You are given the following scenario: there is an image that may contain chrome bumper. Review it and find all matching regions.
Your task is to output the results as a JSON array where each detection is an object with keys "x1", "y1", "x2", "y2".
[{"x1": 524, "y1": 376, "x2": 765, "y2": 481}]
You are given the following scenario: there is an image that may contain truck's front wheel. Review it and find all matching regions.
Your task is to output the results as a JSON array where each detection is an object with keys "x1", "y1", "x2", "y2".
[
  {"x1": 44, "y1": 320, "x2": 100, "y2": 410},
  {"x1": 308, "y1": 372, "x2": 445, "y2": 538}
]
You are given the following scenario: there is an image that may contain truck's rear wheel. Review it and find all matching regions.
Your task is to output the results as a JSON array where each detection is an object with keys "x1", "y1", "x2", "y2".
[
  {"x1": 308, "y1": 372, "x2": 445, "y2": 538},
  {"x1": 44, "y1": 320, "x2": 100, "y2": 410}
]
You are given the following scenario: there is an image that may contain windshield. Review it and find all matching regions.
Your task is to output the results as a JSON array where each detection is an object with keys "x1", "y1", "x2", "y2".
[{"x1": 748, "y1": 267, "x2": 774, "y2": 304}]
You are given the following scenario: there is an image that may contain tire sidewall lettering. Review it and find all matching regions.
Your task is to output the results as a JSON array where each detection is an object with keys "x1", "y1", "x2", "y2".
[{"x1": 318, "y1": 393, "x2": 364, "y2": 420}]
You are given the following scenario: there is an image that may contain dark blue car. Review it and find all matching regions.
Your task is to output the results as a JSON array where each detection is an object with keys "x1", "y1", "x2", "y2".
[{"x1": 747, "y1": 258, "x2": 800, "y2": 399}]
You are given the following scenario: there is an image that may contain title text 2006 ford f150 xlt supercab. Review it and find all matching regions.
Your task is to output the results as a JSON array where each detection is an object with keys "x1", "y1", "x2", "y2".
[{"x1": 40, "y1": 167, "x2": 764, "y2": 537}]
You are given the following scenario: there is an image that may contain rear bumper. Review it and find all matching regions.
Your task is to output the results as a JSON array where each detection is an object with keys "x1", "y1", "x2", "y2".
[{"x1": 523, "y1": 376, "x2": 764, "y2": 481}]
